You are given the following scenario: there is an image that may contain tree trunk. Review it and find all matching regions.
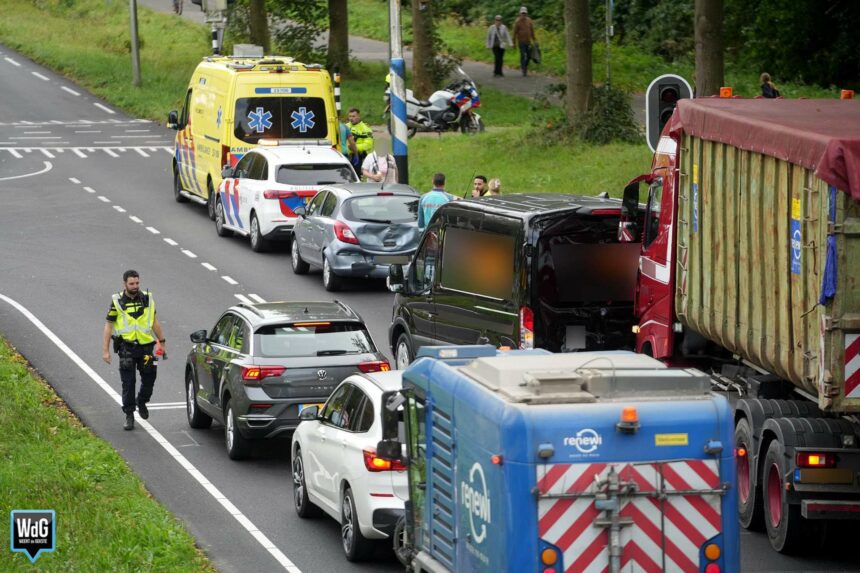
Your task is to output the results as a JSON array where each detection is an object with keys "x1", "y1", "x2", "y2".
[
  {"x1": 249, "y1": 0, "x2": 270, "y2": 54},
  {"x1": 694, "y1": 0, "x2": 724, "y2": 96},
  {"x1": 565, "y1": 0, "x2": 592, "y2": 122},
  {"x1": 327, "y1": 0, "x2": 349, "y2": 72},
  {"x1": 411, "y1": 0, "x2": 435, "y2": 99}
]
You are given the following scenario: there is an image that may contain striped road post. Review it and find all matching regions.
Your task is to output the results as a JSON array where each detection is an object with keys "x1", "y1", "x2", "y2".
[{"x1": 388, "y1": 0, "x2": 408, "y2": 184}]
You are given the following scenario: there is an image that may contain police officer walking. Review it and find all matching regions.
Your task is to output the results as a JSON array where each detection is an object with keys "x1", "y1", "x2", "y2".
[
  {"x1": 101, "y1": 270, "x2": 166, "y2": 430},
  {"x1": 347, "y1": 107, "x2": 374, "y2": 168}
]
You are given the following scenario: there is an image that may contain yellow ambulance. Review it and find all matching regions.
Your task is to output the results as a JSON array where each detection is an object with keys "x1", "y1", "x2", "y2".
[{"x1": 168, "y1": 56, "x2": 338, "y2": 218}]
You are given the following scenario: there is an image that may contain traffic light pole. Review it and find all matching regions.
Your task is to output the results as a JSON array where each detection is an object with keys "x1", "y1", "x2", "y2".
[{"x1": 389, "y1": 0, "x2": 408, "y2": 184}]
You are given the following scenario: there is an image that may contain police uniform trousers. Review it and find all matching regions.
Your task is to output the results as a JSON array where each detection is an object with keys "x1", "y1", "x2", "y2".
[{"x1": 119, "y1": 342, "x2": 157, "y2": 413}]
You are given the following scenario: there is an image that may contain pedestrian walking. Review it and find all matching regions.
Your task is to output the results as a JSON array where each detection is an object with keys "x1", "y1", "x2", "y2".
[
  {"x1": 471, "y1": 175, "x2": 488, "y2": 197},
  {"x1": 760, "y1": 73, "x2": 780, "y2": 98},
  {"x1": 347, "y1": 108, "x2": 374, "y2": 167},
  {"x1": 362, "y1": 148, "x2": 398, "y2": 183},
  {"x1": 513, "y1": 6, "x2": 537, "y2": 77},
  {"x1": 102, "y1": 270, "x2": 165, "y2": 431},
  {"x1": 487, "y1": 177, "x2": 502, "y2": 196},
  {"x1": 418, "y1": 172, "x2": 456, "y2": 231},
  {"x1": 486, "y1": 16, "x2": 512, "y2": 77}
]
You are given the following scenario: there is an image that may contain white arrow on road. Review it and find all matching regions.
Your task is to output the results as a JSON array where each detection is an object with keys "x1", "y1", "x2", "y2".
[{"x1": 0, "y1": 160, "x2": 53, "y2": 181}]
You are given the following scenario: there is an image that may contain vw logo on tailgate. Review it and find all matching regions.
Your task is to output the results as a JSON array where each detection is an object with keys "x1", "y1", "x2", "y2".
[{"x1": 317, "y1": 369, "x2": 327, "y2": 380}]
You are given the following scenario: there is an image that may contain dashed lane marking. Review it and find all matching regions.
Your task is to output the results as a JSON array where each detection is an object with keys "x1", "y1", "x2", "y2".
[
  {"x1": 1, "y1": 146, "x2": 173, "y2": 159},
  {"x1": 222, "y1": 275, "x2": 238, "y2": 285},
  {"x1": 234, "y1": 294, "x2": 254, "y2": 305},
  {"x1": 146, "y1": 226, "x2": 160, "y2": 235},
  {"x1": 181, "y1": 249, "x2": 198, "y2": 259},
  {"x1": 4, "y1": 57, "x2": 21, "y2": 67},
  {"x1": 113, "y1": 206, "x2": 126, "y2": 213},
  {"x1": 40, "y1": 149, "x2": 55, "y2": 159},
  {"x1": 93, "y1": 102, "x2": 116, "y2": 115},
  {"x1": 68, "y1": 177, "x2": 80, "y2": 184},
  {"x1": 72, "y1": 149, "x2": 87, "y2": 158},
  {"x1": 201, "y1": 263, "x2": 217, "y2": 271},
  {"x1": 31, "y1": 71, "x2": 49, "y2": 81},
  {"x1": 103, "y1": 148, "x2": 119, "y2": 158},
  {"x1": 8, "y1": 149, "x2": 22, "y2": 159},
  {"x1": 83, "y1": 186, "x2": 96, "y2": 194},
  {"x1": 134, "y1": 148, "x2": 150, "y2": 157},
  {"x1": 248, "y1": 294, "x2": 266, "y2": 303},
  {"x1": 60, "y1": 86, "x2": 81, "y2": 96},
  {"x1": 163, "y1": 238, "x2": 178, "y2": 246},
  {"x1": 97, "y1": 196, "x2": 110, "y2": 203},
  {"x1": 129, "y1": 215, "x2": 143, "y2": 224},
  {"x1": 0, "y1": 293, "x2": 303, "y2": 573}
]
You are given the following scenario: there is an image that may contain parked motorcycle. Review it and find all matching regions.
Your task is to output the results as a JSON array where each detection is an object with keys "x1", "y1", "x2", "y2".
[{"x1": 384, "y1": 67, "x2": 484, "y2": 138}]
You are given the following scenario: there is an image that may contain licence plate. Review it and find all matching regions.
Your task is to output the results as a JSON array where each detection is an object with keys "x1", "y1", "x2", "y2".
[{"x1": 298, "y1": 403, "x2": 324, "y2": 414}]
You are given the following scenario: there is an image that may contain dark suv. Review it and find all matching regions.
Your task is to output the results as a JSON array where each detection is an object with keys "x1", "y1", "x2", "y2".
[
  {"x1": 184, "y1": 301, "x2": 390, "y2": 459},
  {"x1": 387, "y1": 194, "x2": 640, "y2": 368}
]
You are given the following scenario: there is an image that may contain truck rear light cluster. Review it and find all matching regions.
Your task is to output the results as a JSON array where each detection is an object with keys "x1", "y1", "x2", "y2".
[
  {"x1": 796, "y1": 451, "x2": 837, "y2": 468},
  {"x1": 362, "y1": 449, "x2": 406, "y2": 472},
  {"x1": 357, "y1": 361, "x2": 391, "y2": 373},
  {"x1": 334, "y1": 220, "x2": 359, "y2": 245},
  {"x1": 519, "y1": 306, "x2": 534, "y2": 349},
  {"x1": 702, "y1": 542, "x2": 721, "y2": 573},
  {"x1": 241, "y1": 365, "x2": 286, "y2": 381}
]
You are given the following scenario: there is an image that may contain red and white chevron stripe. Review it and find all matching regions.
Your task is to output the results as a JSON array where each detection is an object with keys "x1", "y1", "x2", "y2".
[
  {"x1": 846, "y1": 333, "x2": 860, "y2": 398},
  {"x1": 537, "y1": 460, "x2": 722, "y2": 573}
]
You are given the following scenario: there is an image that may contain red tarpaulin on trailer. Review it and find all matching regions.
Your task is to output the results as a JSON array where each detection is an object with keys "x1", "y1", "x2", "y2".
[{"x1": 671, "y1": 98, "x2": 860, "y2": 199}]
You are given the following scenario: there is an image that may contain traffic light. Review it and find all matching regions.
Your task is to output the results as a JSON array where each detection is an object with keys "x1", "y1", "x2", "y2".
[{"x1": 645, "y1": 74, "x2": 693, "y2": 152}]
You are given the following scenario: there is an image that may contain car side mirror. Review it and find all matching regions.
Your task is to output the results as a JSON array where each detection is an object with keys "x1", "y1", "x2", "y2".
[
  {"x1": 167, "y1": 110, "x2": 179, "y2": 130},
  {"x1": 190, "y1": 329, "x2": 207, "y2": 343},
  {"x1": 376, "y1": 439, "x2": 405, "y2": 463},
  {"x1": 221, "y1": 165, "x2": 233, "y2": 179},
  {"x1": 299, "y1": 405, "x2": 319, "y2": 421},
  {"x1": 387, "y1": 264, "x2": 405, "y2": 293},
  {"x1": 293, "y1": 205, "x2": 306, "y2": 217}
]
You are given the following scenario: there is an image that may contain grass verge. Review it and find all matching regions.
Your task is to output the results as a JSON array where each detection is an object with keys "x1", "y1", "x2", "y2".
[
  {"x1": 0, "y1": 336, "x2": 215, "y2": 572},
  {"x1": 347, "y1": 0, "x2": 838, "y2": 98}
]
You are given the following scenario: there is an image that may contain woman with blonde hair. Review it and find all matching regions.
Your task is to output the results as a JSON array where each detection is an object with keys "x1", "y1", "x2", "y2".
[{"x1": 487, "y1": 178, "x2": 502, "y2": 196}]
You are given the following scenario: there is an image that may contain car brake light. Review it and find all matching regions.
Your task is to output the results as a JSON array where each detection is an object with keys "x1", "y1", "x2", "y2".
[
  {"x1": 590, "y1": 209, "x2": 621, "y2": 215},
  {"x1": 357, "y1": 361, "x2": 391, "y2": 373},
  {"x1": 363, "y1": 449, "x2": 407, "y2": 472},
  {"x1": 796, "y1": 451, "x2": 837, "y2": 468},
  {"x1": 241, "y1": 365, "x2": 286, "y2": 381},
  {"x1": 377, "y1": 191, "x2": 394, "y2": 196},
  {"x1": 334, "y1": 220, "x2": 359, "y2": 245},
  {"x1": 519, "y1": 306, "x2": 534, "y2": 349},
  {"x1": 263, "y1": 190, "x2": 295, "y2": 199}
]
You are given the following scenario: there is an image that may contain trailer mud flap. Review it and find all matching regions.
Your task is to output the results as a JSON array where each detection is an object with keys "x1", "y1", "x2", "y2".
[{"x1": 536, "y1": 460, "x2": 727, "y2": 573}]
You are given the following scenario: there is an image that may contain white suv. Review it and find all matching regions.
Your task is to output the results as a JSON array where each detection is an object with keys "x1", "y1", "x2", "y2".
[
  {"x1": 215, "y1": 142, "x2": 358, "y2": 252},
  {"x1": 291, "y1": 371, "x2": 407, "y2": 561}
]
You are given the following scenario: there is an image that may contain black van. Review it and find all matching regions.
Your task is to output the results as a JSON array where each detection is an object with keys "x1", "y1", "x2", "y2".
[{"x1": 386, "y1": 193, "x2": 641, "y2": 367}]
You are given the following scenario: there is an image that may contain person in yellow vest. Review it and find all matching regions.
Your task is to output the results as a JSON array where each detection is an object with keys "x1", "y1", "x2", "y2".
[
  {"x1": 102, "y1": 270, "x2": 166, "y2": 430},
  {"x1": 347, "y1": 107, "x2": 374, "y2": 167}
]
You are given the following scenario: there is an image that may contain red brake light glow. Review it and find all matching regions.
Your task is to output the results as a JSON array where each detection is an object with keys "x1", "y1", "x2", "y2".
[
  {"x1": 590, "y1": 209, "x2": 622, "y2": 216},
  {"x1": 796, "y1": 451, "x2": 836, "y2": 468},
  {"x1": 519, "y1": 306, "x2": 534, "y2": 349},
  {"x1": 357, "y1": 361, "x2": 391, "y2": 373},
  {"x1": 363, "y1": 449, "x2": 407, "y2": 472},
  {"x1": 241, "y1": 365, "x2": 286, "y2": 381},
  {"x1": 377, "y1": 191, "x2": 394, "y2": 196},
  {"x1": 334, "y1": 220, "x2": 359, "y2": 245}
]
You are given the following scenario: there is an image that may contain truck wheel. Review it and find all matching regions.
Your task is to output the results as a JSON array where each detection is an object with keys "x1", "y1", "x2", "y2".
[
  {"x1": 735, "y1": 418, "x2": 763, "y2": 530},
  {"x1": 762, "y1": 438, "x2": 805, "y2": 553},
  {"x1": 341, "y1": 486, "x2": 374, "y2": 561}
]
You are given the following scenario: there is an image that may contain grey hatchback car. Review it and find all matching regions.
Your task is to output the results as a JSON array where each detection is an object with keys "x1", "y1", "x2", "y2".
[
  {"x1": 184, "y1": 301, "x2": 390, "y2": 460},
  {"x1": 290, "y1": 183, "x2": 421, "y2": 291}
]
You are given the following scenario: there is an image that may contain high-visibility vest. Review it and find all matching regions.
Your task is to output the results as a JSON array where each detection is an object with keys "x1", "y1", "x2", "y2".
[
  {"x1": 112, "y1": 291, "x2": 156, "y2": 345},
  {"x1": 350, "y1": 121, "x2": 374, "y2": 154}
]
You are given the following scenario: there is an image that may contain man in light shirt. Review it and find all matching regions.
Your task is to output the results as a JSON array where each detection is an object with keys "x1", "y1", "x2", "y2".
[
  {"x1": 418, "y1": 172, "x2": 456, "y2": 231},
  {"x1": 361, "y1": 149, "x2": 397, "y2": 183}
]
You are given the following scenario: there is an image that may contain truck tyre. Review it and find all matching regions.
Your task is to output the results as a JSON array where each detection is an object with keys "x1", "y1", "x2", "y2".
[
  {"x1": 762, "y1": 438, "x2": 805, "y2": 553},
  {"x1": 224, "y1": 398, "x2": 251, "y2": 461},
  {"x1": 174, "y1": 167, "x2": 188, "y2": 203},
  {"x1": 341, "y1": 486, "x2": 374, "y2": 561},
  {"x1": 735, "y1": 418, "x2": 763, "y2": 530},
  {"x1": 185, "y1": 371, "x2": 212, "y2": 429},
  {"x1": 292, "y1": 448, "x2": 321, "y2": 518}
]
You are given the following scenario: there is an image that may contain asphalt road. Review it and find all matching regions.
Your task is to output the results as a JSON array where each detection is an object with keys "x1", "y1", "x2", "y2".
[{"x1": 0, "y1": 45, "x2": 857, "y2": 573}]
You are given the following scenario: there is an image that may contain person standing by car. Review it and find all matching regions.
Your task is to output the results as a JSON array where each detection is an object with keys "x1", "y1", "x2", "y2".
[
  {"x1": 513, "y1": 6, "x2": 537, "y2": 77},
  {"x1": 487, "y1": 177, "x2": 502, "y2": 196},
  {"x1": 362, "y1": 148, "x2": 398, "y2": 183},
  {"x1": 339, "y1": 113, "x2": 358, "y2": 158},
  {"x1": 418, "y1": 172, "x2": 456, "y2": 231},
  {"x1": 347, "y1": 108, "x2": 374, "y2": 168},
  {"x1": 760, "y1": 73, "x2": 780, "y2": 98},
  {"x1": 471, "y1": 175, "x2": 488, "y2": 197},
  {"x1": 486, "y1": 15, "x2": 512, "y2": 77},
  {"x1": 102, "y1": 270, "x2": 165, "y2": 431}
]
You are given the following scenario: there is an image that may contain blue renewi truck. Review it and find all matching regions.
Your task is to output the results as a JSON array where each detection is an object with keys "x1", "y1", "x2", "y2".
[{"x1": 377, "y1": 346, "x2": 740, "y2": 573}]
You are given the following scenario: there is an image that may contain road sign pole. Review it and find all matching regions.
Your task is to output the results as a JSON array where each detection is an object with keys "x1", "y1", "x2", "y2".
[
  {"x1": 129, "y1": 0, "x2": 141, "y2": 86},
  {"x1": 389, "y1": 0, "x2": 408, "y2": 184}
]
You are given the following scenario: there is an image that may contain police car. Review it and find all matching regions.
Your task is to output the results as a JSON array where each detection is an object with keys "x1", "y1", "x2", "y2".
[{"x1": 215, "y1": 141, "x2": 359, "y2": 252}]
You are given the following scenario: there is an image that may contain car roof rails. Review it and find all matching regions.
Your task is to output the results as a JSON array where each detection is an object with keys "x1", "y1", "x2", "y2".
[{"x1": 234, "y1": 303, "x2": 265, "y2": 318}]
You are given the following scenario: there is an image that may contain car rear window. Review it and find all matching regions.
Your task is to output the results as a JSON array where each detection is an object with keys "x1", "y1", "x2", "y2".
[
  {"x1": 276, "y1": 164, "x2": 358, "y2": 185},
  {"x1": 342, "y1": 195, "x2": 419, "y2": 224},
  {"x1": 255, "y1": 322, "x2": 375, "y2": 358},
  {"x1": 440, "y1": 227, "x2": 515, "y2": 300},
  {"x1": 537, "y1": 214, "x2": 639, "y2": 305},
  {"x1": 234, "y1": 96, "x2": 329, "y2": 144}
]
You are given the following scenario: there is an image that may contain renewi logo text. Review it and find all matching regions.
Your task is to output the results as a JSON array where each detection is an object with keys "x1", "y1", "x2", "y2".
[
  {"x1": 461, "y1": 462, "x2": 491, "y2": 544},
  {"x1": 564, "y1": 428, "x2": 603, "y2": 454}
]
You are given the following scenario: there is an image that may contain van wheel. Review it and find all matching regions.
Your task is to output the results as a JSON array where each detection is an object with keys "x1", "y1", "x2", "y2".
[
  {"x1": 207, "y1": 179, "x2": 217, "y2": 220},
  {"x1": 250, "y1": 213, "x2": 269, "y2": 252},
  {"x1": 323, "y1": 256, "x2": 342, "y2": 292},
  {"x1": 215, "y1": 197, "x2": 232, "y2": 237},
  {"x1": 174, "y1": 167, "x2": 188, "y2": 203},
  {"x1": 395, "y1": 333, "x2": 414, "y2": 370},
  {"x1": 291, "y1": 237, "x2": 310, "y2": 274}
]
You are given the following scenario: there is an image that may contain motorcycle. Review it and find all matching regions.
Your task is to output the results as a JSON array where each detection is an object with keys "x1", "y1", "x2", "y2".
[{"x1": 384, "y1": 67, "x2": 485, "y2": 138}]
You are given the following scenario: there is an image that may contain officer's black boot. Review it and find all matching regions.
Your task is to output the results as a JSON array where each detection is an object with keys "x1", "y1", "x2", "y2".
[
  {"x1": 137, "y1": 401, "x2": 149, "y2": 420},
  {"x1": 124, "y1": 412, "x2": 135, "y2": 431}
]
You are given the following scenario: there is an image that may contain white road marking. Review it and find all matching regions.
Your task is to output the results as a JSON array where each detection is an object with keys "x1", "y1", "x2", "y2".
[
  {"x1": 72, "y1": 149, "x2": 87, "y2": 158},
  {"x1": 74, "y1": 130, "x2": 101, "y2": 134},
  {"x1": 40, "y1": 149, "x2": 55, "y2": 158},
  {"x1": 201, "y1": 262, "x2": 217, "y2": 271},
  {"x1": 129, "y1": 215, "x2": 143, "y2": 223},
  {"x1": 145, "y1": 226, "x2": 160, "y2": 235},
  {"x1": 163, "y1": 238, "x2": 178, "y2": 246},
  {"x1": 97, "y1": 196, "x2": 110, "y2": 203},
  {"x1": 31, "y1": 71, "x2": 49, "y2": 81},
  {"x1": 8, "y1": 149, "x2": 22, "y2": 158},
  {"x1": 93, "y1": 102, "x2": 116, "y2": 114},
  {"x1": 4, "y1": 57, "x2": 21, "y2": 67},
  {"x1": 221, "y1": 275, "x2": 238, "y2": 285},
  {"x1": 113, "y1": 206, "x2": 126, "y2": 213},
  {"x1": 83, "y1": 186, "x2": 96, "y2": 194},
  {"x1": 23, "y1": 131, "x2": 51, "y2": 134},
  {"x1": 125, "y1": 129, "x2": 151, "y2": 133},
  {"x1": 234, "y1": 294, "x2": 254, "y2": 305},
  {"x1": 181, "y1": 249, "x2": 198, "y2": 259},
  {"x1": 60, "y1": 86, "x2": 81, "y2": 96},
  {"x1": 134, "y1": 148, "x2": 150, "y2": 157},
  {"x1": 111, "y1": 135, "x2": 152, "y2": 139},
  {"x1": 117, "y1": 148, "x2": 126, "y2": 152},
  {"x1": 10, "y1": 136, "x2": 62, "y2": 139},
  {"x1": 248, "y1": 294, "x2": 266, "y2": 303},
  {"x1": 103, "y1": 148, "x2": 118, "y2": 158},
  {"x1": 68, "y1": 177, "x2": 80, "y2": 184},
  {"x1": 0, "y1": 293, "x2": 303, "y2": 573},
  {"x1": 148, "y1": 401, "x2": 186, "y2": 407},
  {"x1": 0, "y1": 161, "x2": 52, "y2": 181},
  {"x1": 146, "y1": 404, "x2": 186, "y2": 411}
]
